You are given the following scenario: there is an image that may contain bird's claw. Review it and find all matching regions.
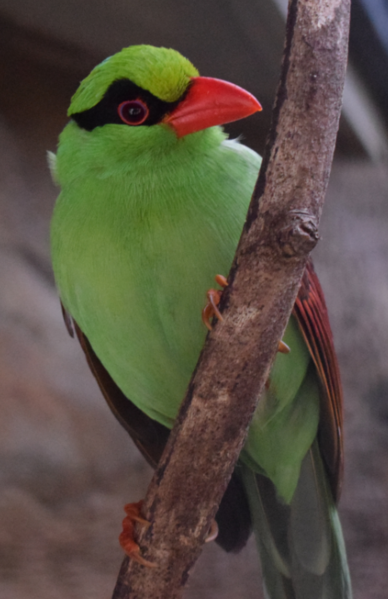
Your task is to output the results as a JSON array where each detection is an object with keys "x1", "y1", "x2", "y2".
[
  {"x1": 202, "y1": 275, "x2": 228, "y2": 331},
  {"x1": 119, "y1": 500, "x2": 156, "y2": 568},
  {"x1": 266, "y1": 339, "x2": 291, "y2": 388},
  {"x1": 205, "y1": 519, "x2": 219, "y2": 543},
  {"x1": 278, "y1": 339, "x2": 290, "y2": 354}
]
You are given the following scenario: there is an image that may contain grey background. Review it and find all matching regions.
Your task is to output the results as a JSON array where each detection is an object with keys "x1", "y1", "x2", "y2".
[{"x1": 0, "y1": 3, "x2": 387, "y2": 598}]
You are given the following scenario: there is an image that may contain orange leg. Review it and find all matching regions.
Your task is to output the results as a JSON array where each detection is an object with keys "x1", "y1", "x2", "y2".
[
  {"x1": 202, "y1": 275, "x2": 228, "y2": 331},
  {"x1": 119, "y1": 500, "x2": 155, "y2": 568}
]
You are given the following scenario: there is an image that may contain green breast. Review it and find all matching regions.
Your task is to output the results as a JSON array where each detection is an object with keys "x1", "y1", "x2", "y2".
[
  {"x1": 51, "y1": 122, "x2": 260, "y2": 425},
  {"x1": 51, "y1": 121, "x2": 318, "y2": 502}
]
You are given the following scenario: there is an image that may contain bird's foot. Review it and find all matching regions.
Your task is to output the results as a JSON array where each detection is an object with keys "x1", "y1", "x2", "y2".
[
  {"x1": 119, "y1": 500, "x2": 155, "y2": 567},
  {"x1": 201, "y1": 276, "x2": 291, "y2": 353},
  {"x1": 202, "y1": 274, "x2": 228, "y2": 331}
]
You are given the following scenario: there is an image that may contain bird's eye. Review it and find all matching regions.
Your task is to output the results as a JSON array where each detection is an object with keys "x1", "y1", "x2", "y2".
[{"x1": 118, "y1": 99, "x2": 149, "y2": 125}]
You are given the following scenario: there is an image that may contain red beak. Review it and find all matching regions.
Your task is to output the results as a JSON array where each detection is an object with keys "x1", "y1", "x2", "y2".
[{"x1": 163, "y1": 76, "x2": 262, "y2": 138}]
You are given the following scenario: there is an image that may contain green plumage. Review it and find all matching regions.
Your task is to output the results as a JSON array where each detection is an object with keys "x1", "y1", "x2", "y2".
[
  {"x1": 52, "y1": 123, "x2": 260, "y2": 426},
  {"x1": 50, "y1": 45, "x2": 351, "y2": 598}
]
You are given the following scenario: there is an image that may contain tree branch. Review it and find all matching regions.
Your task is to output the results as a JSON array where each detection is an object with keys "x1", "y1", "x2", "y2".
[{"x1": 112, "y1": 0, "x2": 350, "y2": 596}]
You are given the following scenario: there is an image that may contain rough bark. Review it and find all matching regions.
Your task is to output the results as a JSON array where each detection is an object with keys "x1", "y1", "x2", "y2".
[{"x1": 112, "y1": 0, "x2": 350, "y2": 596}]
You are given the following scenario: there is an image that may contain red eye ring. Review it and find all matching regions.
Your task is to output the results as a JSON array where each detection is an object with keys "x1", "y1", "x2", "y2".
[{"x1": 118, "y1": 99, "x2": 149, "y2": 125}]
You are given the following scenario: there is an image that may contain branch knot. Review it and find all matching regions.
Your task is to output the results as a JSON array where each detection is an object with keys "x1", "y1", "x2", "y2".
[{"x1": 277, "y1": 209, "x2": 319, "y2": 257}]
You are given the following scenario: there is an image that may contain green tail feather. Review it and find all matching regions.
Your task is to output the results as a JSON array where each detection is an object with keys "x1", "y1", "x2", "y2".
[{"x1": 240, "y1": 442, "x2": 352, "y2": 599}]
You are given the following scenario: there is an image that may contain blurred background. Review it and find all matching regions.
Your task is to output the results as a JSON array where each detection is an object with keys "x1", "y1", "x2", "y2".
[{"x1": 1, "y1": 1, "x2": 388, "y2": 598}]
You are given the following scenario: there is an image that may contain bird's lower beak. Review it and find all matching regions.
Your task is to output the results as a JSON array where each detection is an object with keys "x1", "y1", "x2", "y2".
[{"x1": 163, "y1": 76, "x2": 262, "y2": 138}]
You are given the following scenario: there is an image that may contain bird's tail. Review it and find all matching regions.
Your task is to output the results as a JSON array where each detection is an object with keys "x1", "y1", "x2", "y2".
[{"x1": 240, "y1": 442, "x2": 352, "y2": 599}]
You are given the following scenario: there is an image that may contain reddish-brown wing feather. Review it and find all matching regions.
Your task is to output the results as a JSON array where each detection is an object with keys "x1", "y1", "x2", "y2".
[
  {"x1": 293, "y1": 259, "x2": 344, "y2": 501},
  {"x1": 60, "y1": 304, "x2": 170, "y2": 467},
  {"x1": 73, "y1": 318, "x2": 170, "y2": 468}
]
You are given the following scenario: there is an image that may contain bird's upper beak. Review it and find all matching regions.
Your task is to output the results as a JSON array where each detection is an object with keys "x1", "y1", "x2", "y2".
[{"x1": 163, "y1": 76, "x2": 262, "y2": 138}]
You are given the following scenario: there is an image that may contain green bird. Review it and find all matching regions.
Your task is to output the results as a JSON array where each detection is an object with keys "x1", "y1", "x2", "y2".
[{"x1": 50, "y1": 45, "x2": 352, "y2": 598}]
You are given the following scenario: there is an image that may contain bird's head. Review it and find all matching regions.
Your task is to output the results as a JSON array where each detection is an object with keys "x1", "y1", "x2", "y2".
[{"x1": 68, "y1": 45, "x2": 262, "y2": 138}]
